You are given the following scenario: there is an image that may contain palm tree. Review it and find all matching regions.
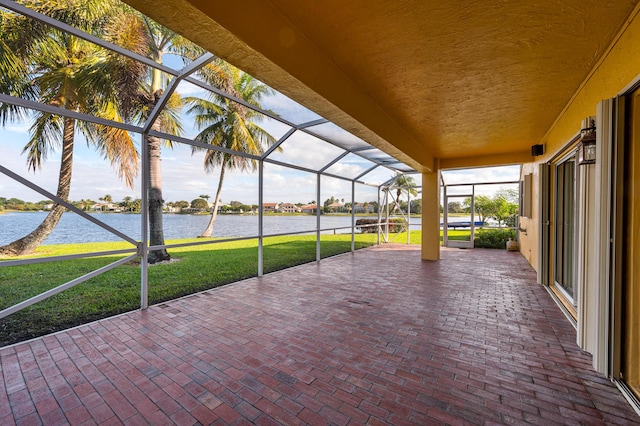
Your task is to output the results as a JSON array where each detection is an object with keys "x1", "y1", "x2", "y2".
[
  {"x1": 0, "y1": 0, "x2": 139, "y2": 256},
  {"x1": 120, "y1": 196, "x2": 133, "y2": 212},
  {"x1": 86, "y1": 8, "x2": 192, "y2": 262},
  {"x1": 186, "y1": 60, "x2": 277, "y2": 238},
  {"x1": 120, "y1": 13, "x2": 195, "y2": 263},
  {"x1": 390, "y1": 175, "x2": 419, "y2": 214},
  {"x1": 199, "y1": 194, "x2": 210, "y2": 211}
]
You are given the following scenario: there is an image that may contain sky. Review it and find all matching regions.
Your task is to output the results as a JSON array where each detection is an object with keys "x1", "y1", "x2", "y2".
[
  {"x1": 0, "y1": 87, "x2": 396, "y2": 205},
  {"x1": 0, "y1": 98, "x2": 520, "y2": 206},
  {"x1": 0, "y1": 121, "x2": 520, "y2": 207},
  {"x1": 0, "y1": 52, "x2": 520, "y2": 207},
  {"x1": 440, "y1": 166, "x2": 521, "y2": 197}
]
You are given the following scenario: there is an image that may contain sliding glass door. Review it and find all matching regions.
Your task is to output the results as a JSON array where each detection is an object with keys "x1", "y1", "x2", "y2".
[
  {"x1": 622, "y1": 88, "x2": 640, "y2": 399},
  {"x1": 554, "y1": 156, "x2": 576, "y2": 304}
]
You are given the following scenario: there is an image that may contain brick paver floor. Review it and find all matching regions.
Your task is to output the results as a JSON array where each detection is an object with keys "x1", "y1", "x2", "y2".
[{"x1": 1, "y1": 245, "x2": 638, "y2": 425}]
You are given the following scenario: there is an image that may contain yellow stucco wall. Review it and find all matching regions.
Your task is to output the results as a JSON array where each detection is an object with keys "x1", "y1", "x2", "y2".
[
  {"x1": 519, "y1": 4, "x2": 640, "y2": 272},
  {"x1": 518, "y1": 163, "x2": 539, "y2": 269}
]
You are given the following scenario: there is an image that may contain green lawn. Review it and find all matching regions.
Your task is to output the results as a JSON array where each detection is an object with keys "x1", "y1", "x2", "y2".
[
  {"x1": 387, "y1": 229, "x2": 471, "y2": 244},
  {"x1": 443, "y1": 229, "x2": 472, "y2": 241},
  {"x1": 0, "y1": 234, "x2": 377, "y2": 346}
]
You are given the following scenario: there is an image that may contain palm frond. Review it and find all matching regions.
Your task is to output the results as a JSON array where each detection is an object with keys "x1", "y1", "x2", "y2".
[
  {"x1": 158, "y1": 92, "x2": 184, "y2": 140},
  {"x1": 186, "y1": 59, "x2": 279, "y2": 176},
  {"x1": 78, "y1": 97, "x2": 140, "y2": 188},
  {"x1": 168, "y1": 34, "x2": 204, "y2": 61},
  {"x1": 85, "y1": 123, "x2": 139, "y2": 188},
  {"x1": 33, "y1": 0, "x2": 120, "y2": 34},
  {"x1": 0, "y1": 39, "x2": 36, "y2": 124},
  {"x1": 23, "y1": 112, "x2": 63, "y2": 171},
  {"x1": 98, "y1": 11, "x2": 150, "y2": 119}
]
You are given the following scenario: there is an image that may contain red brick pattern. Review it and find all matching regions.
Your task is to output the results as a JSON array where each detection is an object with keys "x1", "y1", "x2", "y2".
[{"x1": 0, "y1": 245, "x2": 638, "y2": 424}]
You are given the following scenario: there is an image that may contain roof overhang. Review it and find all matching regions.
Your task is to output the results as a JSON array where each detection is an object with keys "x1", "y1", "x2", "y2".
[{"x1": 123, "y1": 0, "x2": 640, "y2": 172}]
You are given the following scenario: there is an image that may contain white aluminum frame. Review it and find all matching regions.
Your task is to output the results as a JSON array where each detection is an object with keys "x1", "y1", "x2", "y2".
[{"x1": 0, "y1": 1, "x2": 417, "y2": 320}]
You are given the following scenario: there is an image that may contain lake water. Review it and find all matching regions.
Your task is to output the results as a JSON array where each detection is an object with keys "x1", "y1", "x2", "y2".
[{"x1": 0, "y1": 212, "x2": 421, "y2": 245}]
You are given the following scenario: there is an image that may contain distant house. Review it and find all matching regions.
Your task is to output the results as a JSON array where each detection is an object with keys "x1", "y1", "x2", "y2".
[
  {"x1": 300, "y1": 204, "x2": 318, "y2": 214},
  {"x1": 278, "y1": 203, "x2": 301, "y2": 213},
  {"x1": 91, "y1": 203, "x2": 121, "y2": 212},
  {"x1": 262, "y1": 203, "x2": 279, "y2": 212},
  {"x1": 353, "y1": 203, "x2": 375, "y2": 213},
  {"x1": 327, "y1": 202, "x2": 343, "y2": 213}
]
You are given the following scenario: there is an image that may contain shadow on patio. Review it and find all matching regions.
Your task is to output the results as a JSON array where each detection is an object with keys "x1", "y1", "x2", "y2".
[{"x1": 0, "y1": 245, "x2": 637, "y2": 424}]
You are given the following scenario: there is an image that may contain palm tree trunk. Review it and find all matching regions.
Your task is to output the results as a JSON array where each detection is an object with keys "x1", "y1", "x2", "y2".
[
  {"x1": 0, "y1": 117, "x2": 75, "y2": 256},
  {"x1": 199, "y1": 164, "x2": 226, "y2": 238},
  {"x1": 393, "y1": 188, "x2": 402, "y2": 214},
  {"x1": 147, "y1": 130, "x2": 170, "y2": 264},
  {"x1": 145, "y1": 53, "x2": 171, "y2": 264}
]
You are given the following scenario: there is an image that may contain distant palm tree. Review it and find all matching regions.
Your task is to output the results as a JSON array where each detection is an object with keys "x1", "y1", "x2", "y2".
[
  {"x1": 0, "y1": 0, "x2": 139, "y2": 256},
  {"x1": 120, "y1": 196, "x2": 133, "y2": 212},
  {"x1": 390, "y1": 175, "x2": 419, "y2": 213},
  {"x1": 186, "y1": 60, "x2": 277, "y2": 238},
  {"x1": 132, "y1": 198, "x2": 142, "y2": 213}
]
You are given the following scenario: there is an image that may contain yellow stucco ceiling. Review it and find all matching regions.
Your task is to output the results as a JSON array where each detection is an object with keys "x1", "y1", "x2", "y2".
[{"x1": 124, "y1": 0, "x2": 639, "y2": 172}]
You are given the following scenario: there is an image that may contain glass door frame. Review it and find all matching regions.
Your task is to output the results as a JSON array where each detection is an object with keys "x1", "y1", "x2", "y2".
[
  {"x1": 552, "y1": 149, "x2": 579, "y2": 310},
  {"x1": 443, "y1": 185, "x2": 475, "y2": 249}
]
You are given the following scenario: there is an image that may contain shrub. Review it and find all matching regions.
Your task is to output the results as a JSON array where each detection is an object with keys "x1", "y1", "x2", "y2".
[
  {"x1": 474, "y1": 228, "x2": 515, "y2": 249},
  {"x1": 356, "y1": 218, "x2": 406, "y2": 233}
]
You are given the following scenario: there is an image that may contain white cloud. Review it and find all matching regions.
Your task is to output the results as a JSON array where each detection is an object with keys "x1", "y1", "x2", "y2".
[
  {"x1": 442, "y1": 165, "x2": 520, "y2": 185},
  {"x1": 324, "y1": 161, "x2": 368, "y2": 178},
  {"x1": 320, "y1": 176, "x2": 352, "y2": 201},
  {"x1": 263, "y1": 170, "x2": 315, "y2": 203},
  {"x1": 441, "y1": 166, "x2": 521, "y2": 198},
  {"x1": 176, "y1": 80, "x2": 208, "y2": 98},
  {"x1": 260, "y1": 91, "x2": 322, "y2": 125},
  {"x1": 268, "y1": 132, "x2": 345, "y2": 171},
  {"x1": 360, "y1": 166, "x2": 396, "y2": 186},
  {"x1": 5, "y1": 123, "x2": 31, "y2": 133}
]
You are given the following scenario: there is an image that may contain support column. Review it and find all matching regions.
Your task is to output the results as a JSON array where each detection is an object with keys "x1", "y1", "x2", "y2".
[
  {"x1": 351, "y1": 180, "x2": 355, "y2": 252},
  {"x1": 376, "y1": 187, "x2": 381, "y2": 245},
  {"x1": 140, "y1": 133, "x2": 149, "y2": 309},
  {"x1": 407, "y1": 188, "x2": 411, "y2": 245},
  {"x1": 258, "y1": 160, "x2": 264, "y2": 277},
  {"x1": 316, "y1": 173, "x2": 321, "y2": 262},
  {"x1": 422, "y1": 162, "x2": 440, "y2": 261}
]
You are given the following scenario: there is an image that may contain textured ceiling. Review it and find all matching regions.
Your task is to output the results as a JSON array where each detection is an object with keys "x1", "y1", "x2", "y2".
[{"x1": 124, "y1": 0, "x2": 639, "y2": 172}]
